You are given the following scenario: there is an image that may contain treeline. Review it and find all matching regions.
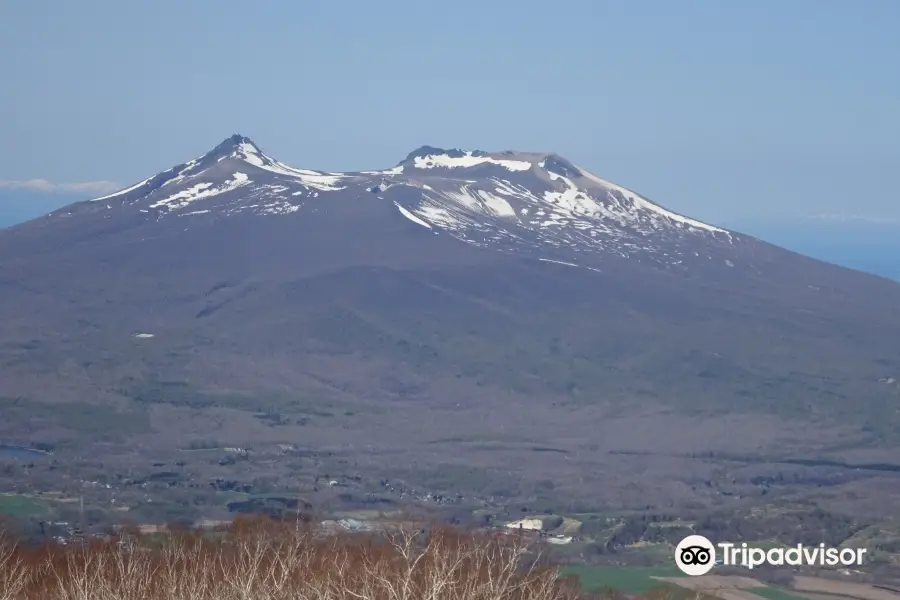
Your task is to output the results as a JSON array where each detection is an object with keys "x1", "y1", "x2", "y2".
[
  {"x1": 0, "y1": 516, "x2": 618, "y2": 600},
  {"x1": 582, "y1": 508, "x2": 865, "y2": 554},
  {"x1": 694, "y1": 508, "x2": 861, "y2": 547}
]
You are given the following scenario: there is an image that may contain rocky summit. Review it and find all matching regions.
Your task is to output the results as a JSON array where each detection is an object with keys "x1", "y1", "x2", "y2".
[{"x1": 35, "y1": 134, "x2": 744, "y2": 272}]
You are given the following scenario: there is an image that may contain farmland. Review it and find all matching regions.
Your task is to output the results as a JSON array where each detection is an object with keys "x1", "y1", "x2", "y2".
[{"x1": 0, "y1": 493, "x2": 47, "y2": 517}]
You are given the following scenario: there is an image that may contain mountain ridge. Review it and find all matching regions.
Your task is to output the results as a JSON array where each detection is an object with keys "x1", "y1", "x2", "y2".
[
  {"x1": 22, "y1": 135, "x2": 746, "y2": 276},
  {"x1": 7, "y1": 134, "x2": 900, "y2": 299}
]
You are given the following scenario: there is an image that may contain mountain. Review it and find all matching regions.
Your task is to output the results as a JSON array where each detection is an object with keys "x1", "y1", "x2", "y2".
[
  {"x1": 3, "y1": 135, "x2": 900, "y2": 511},
  {"x1": 22, "y1": 134, "x2": 739, "y2": 270}
]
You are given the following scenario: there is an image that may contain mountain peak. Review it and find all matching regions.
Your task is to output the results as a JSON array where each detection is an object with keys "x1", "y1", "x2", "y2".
[
  {"x1": 207, "y1": 133, "x2": 259, "y2": 159},
  {"x1": 401, "y1": 146, "x2": 488, "y2": 165},
  {"x1": 398, "y1": 146, "x2": 586, "y2": 179},
  {"x1": 539, "y1": 154, "x2": 582, "y2": 179},
  {"x1": 398, "y1": 146, "x2": 545, "y2": 173}
]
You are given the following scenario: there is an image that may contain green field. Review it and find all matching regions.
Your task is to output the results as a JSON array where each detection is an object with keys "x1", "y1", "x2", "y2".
[
  {"x1": 0, "y1": 493, "x2": 47, "y2": 517},
  {"x1": 559, "y1": 565, "x2": 685, "y2": 594},
  {"x1": 751, "y1": 586, "x2": 810, "y2": 600},
  {"x1": 561, "y1": 568, "x2": 812, "y2": 600}
]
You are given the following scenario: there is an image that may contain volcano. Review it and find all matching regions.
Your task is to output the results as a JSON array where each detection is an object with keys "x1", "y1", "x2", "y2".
[{"x1": 2, "y1": 135, "x2": 899, "y2": 508}]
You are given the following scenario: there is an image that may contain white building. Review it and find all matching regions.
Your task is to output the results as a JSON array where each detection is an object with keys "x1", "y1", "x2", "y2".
[{"x1": 505, "y1": 518, "x2": 543, "y2": 531}]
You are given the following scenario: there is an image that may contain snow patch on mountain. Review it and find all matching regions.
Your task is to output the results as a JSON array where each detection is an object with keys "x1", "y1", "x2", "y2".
[
  {"x1": 436, "y1": 185, "x2": 518, "y2": 220},
  {"x1": 151, "y1": 172, "x2": 251, "y2": 211},
  {"x1": 394, "y1": 201, "x2": 433, "y2": 229},
  {"x1": 415, "y1": 204, "x2": 463, "y2": 229},
  {"x1": 543, "y1": 172, "x2": 604, "y2": 218},
  {"x1": 234, "y1": 142, "x2": 265, "y2": 166},
  {"x1": 361, "y1": 165, "x2": 404, "y2": 176},
  {"x1": 229, "y1": 140, "x2": 348, "y2": 191},
  {"x1": 577, "y1": 167, "x2": 727, "y2": 235},
  {"x1": 90, "y1": 177, "x2": 151, "y2": 202},
  {"x1": 162, "y1": 160, "x2": 200, "y2": 188},
  {"x1": 476, "y1": 189, "x2": 517, "y2": 218},
  {"x1": 412, "y1": 152, "x2": 532, "y2": 172},
  {"x1": 539, "y1": 258, "x2": 602, "y2": 273}
]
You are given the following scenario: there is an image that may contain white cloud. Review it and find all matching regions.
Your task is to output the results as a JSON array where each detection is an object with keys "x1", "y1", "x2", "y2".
[{"x1": 0, "y1": 178, "x2": 120, "y2": 194}]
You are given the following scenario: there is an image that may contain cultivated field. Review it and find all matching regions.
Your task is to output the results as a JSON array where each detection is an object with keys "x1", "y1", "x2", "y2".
[
  {"x1": 560, "y1": 566, "x2": 685, "y2": 594},
  {"x1": 655, "y1": 575, "x2": 770, "y2": 600},
  {"x1": 791, "y1": 576, "x2": 900, "y2": 600},
  {"x1": 653, "y1": 574, "x2": 900, "y2": 600}
]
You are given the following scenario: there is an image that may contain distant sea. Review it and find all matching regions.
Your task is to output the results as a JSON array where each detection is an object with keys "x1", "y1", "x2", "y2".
[{"x1": 723, "y1": 219, "x2": 900, "y2": 282}]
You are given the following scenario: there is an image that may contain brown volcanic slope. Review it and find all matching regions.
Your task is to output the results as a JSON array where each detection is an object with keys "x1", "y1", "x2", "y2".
[{"x1": 1, "y1": 135, "x2": 900, "y2": 508}]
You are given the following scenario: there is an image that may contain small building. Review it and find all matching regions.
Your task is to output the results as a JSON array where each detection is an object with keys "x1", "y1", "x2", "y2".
[
  {"x1": 138, "y1": 524, "x2": 167, "y2": 535},
  {"x1": 194, "y1": 519, "x2": 232, "y2": 530},
  {"x1": 505, "y1": 518, "x2": 543, "y2": 531},
  {"x1": 546, "y1": 535, "x2": 573, "y2": 545},
  {"x1": 337, "y1": 518, "x2": 372, "y2": 532}
]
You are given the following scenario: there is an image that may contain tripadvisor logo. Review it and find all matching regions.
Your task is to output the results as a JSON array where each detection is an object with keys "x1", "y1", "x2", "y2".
[
  {"x1": 676, "y1": 535, "x2": 716, "y2": 576},
  {"x1": 675, "y1": 535, "x2": 868, "y2": 576}
]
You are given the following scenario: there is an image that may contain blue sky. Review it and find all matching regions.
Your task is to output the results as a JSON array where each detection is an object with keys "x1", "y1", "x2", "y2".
[{"x1": 1, "y1": 0, "x2": 898, "y2": 225}]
